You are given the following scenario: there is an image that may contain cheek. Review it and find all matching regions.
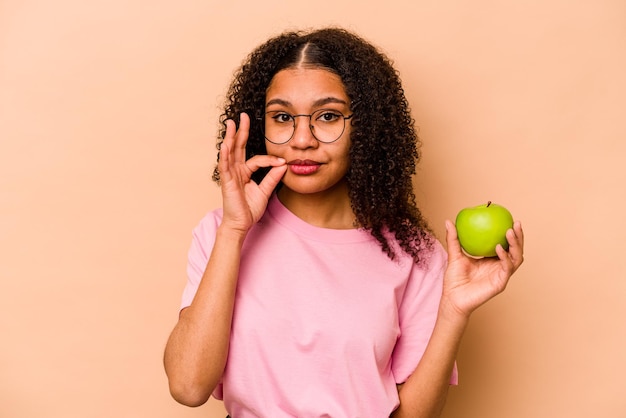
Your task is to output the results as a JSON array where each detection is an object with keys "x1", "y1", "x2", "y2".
[
  {"x1": 264, "y1": 142, "x2": 281, "y2": 157},
  {"x1": 335, "y1": 148, "x2": 352, "y2": 175},
  {"x1": 340, "y1": 142, "x2": 352, "y2": 166}
]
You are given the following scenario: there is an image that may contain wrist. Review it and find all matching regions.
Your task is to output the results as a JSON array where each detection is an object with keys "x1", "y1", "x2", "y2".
[
  {"x1": 437, "y1": 295, "x2": 472, "y2": 329},
  {"x1": 216, "y1": 224, "x2": 249, "y2": 244}
]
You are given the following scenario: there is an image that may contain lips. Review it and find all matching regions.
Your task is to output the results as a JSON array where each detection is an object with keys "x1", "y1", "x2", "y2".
[
  {"x1": 288, "y1": 159, "x2": 319, "y2": 166},
  {"x1": 287, "y1": 159, "x2": 321, "y2": 175}
]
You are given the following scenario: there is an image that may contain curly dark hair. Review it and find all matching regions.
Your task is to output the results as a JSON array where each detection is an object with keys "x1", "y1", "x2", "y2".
[{"x1": 212, "y1": 27, "x2": 435, "y2": 265}]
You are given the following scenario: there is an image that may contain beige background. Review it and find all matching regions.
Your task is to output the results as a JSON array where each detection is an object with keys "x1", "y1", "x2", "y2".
[{"x1": 1, "y1": 0, "x2": 625, "y2": 417}]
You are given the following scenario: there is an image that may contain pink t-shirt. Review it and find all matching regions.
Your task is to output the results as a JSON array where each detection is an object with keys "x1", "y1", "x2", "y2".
[{"x1": 181, "y1": 195, "x2": 458, "y2": 417}]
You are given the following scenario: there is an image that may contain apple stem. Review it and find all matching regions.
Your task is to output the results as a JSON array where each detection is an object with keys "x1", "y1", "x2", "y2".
[{"x1": 487, "y1": 201, "x2": 492, "y2": 207}]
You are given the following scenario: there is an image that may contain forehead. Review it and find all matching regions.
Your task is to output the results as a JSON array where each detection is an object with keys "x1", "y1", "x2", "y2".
[{"x1": 265, "y1": 68, "x2": 348, "y2": 106}]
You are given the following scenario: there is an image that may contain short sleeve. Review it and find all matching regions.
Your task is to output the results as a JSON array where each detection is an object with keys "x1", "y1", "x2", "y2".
[
  {"x1": 391, "y1": 241, "x2": 459, "y2": 385},
  {"x1": 180, "y1": 209, "x2": 223, "y2": 311}
]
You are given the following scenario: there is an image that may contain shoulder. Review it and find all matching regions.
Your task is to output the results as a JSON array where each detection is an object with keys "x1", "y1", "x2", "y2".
[
  {"x1": 187, "y1": 208, "x2": 225, "y2": 255},
  {"x1": 384, "y1": 228, "x2": 448, "y2": 274},
  {"x1": 192, "y1": 207, "x2": 224, "y2": 235},
  {"x1": 421, "y1": 236, "x2": 447, "y2": 275},
  {"x1": 397, "y1": 235, "x2": 447, "y2": 300}
]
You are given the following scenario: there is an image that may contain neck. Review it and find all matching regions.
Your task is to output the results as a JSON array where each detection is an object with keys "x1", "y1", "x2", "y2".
[{"x1": 277, "y1": 181, "x2": 356, "y2": 229}]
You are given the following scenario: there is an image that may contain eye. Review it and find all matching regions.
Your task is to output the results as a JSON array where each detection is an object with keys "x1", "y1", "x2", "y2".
[
  {"x1": 268, "y1": 112, "x2": 294, "y2": 124},
  {"x1": 315, "y1": 110, "x2": 343, "y2": 123}
]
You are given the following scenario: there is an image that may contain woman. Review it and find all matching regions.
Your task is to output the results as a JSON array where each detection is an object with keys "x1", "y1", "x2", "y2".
[{"x1": 164, "y1": 27, "x2": 524, "y2": 417}]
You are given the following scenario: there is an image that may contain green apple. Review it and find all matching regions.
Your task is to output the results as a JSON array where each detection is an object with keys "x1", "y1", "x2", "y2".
[{"x1": 455, "y1": 201, "x2": 514, "y2": 257}]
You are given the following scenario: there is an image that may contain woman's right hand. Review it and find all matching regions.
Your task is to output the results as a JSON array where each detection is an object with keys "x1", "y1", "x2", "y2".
[
  {"x1": 218, "y1": 113, "x2": 287, "y2": 234},
  {"x1": 165, "y1": 113, "x2": 282, "y2": 406}
]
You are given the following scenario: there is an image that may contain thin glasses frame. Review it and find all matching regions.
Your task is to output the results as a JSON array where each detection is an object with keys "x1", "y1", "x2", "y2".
[{"x1": 259, "y1": 109, "x2": 354, "y2": 145}]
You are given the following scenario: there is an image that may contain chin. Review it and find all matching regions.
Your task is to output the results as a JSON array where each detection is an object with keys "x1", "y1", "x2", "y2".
[{"x1": 280, "y1": 177, "x2": 347, "y2": 197}]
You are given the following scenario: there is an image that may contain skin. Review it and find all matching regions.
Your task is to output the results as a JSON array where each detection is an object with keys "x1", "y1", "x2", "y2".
[{"x1": 163, "y1": 67, "x2": 525, "y2": 416}]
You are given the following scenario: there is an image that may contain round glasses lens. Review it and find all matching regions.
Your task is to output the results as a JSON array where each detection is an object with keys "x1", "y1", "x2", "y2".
[
  {"x1": 311, "y1": 109, "x2": 346, "y2": 143},
  {"x1": 263, "y1": 111, "x2": 294, "y2": 144}
]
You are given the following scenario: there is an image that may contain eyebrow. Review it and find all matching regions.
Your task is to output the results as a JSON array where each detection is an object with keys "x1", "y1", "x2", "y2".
[{"x1": 265, "y1": 97, "x2": 349, "y2": 108}]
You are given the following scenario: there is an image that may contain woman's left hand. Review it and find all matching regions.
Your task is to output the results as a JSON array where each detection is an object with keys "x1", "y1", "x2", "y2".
[{"x1": 440, "y1": 220, "x2": 525, "y2": 320}]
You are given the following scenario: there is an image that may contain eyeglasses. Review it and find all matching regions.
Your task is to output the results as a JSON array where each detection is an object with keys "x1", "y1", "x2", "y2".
[{"x1": 260, "y1": 109, "x2": 354, "y2": 144}]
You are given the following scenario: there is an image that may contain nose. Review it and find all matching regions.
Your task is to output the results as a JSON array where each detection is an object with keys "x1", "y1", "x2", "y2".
[{"x1": 290, "y1": 116, "x2": 318, "y2": 149}]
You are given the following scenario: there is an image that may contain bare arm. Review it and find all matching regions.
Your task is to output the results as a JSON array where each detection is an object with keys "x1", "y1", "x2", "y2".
[
  {"x1": 392, "y1": 220, "x2": 525, "y2": 417},
  {"x1": 163, "y1": 226, "x2": 245, "y2": 406},
  {"x1": 163, "y1": 114, "x2": 287, "y2": 406}
]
